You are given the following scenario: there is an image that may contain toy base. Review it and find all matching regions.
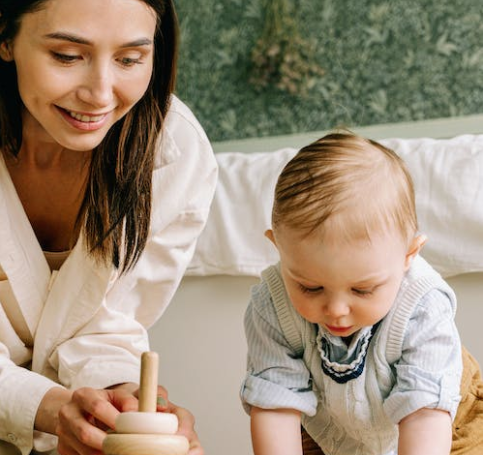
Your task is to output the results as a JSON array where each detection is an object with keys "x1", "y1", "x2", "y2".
[{"x1": 103, "y1": 433, "x2": 189, "y2": 455}]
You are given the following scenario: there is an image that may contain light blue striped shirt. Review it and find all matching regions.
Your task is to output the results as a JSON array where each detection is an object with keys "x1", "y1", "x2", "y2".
[{"x1": 241, "y1": 256, "x2": 462, "y2": 455}]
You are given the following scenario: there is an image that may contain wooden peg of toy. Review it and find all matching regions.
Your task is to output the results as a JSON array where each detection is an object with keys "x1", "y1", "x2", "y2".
[
  {"x1": 103, "y1": 351, "x2": 189, "y2": 455},
  {"x1": 139, "y1": 351, "x2": 159, "y2": 412}
]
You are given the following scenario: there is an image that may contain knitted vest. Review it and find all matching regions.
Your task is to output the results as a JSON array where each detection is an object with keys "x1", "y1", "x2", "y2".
[{"x1": 261, "y1": 256, "x2": 456, "y2": 455}]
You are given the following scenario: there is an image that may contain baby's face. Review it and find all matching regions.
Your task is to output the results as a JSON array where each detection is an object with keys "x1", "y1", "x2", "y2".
[{"x1": 272, "y1": 226, "x2": 414, "y2": 338}]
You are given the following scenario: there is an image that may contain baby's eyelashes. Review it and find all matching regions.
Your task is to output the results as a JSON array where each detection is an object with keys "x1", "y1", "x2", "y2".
[{"x1": 298, "y1": 283, "x2": 324, "y2": 294}]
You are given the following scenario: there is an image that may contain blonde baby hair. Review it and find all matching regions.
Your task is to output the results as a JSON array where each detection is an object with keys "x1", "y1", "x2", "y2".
[{"x1": 272, "y1": 131, "x2": 418, "y2": 245}]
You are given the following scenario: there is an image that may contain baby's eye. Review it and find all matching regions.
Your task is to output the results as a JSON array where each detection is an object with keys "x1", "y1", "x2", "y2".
[
  {"x1": 352, "y1": 288, "x2": 373, "y2": 297},
  {"x1": 51, "y1": 52, "x2": 79, "y2": 63},
  {"x1": 298, "y1": 284, "x2": 324, "y2": 294}
]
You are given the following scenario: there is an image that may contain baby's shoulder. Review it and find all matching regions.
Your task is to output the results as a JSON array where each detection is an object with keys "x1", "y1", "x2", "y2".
[
  {"x1": 409, "y1": 287, "x2": 456, "y2": 321},
  {"x1": 249, "y1": 277, "x2": 278, "y2": 319}
]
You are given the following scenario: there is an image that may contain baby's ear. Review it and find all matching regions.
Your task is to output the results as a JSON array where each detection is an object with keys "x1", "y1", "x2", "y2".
[
  {"x1": 404, "y1": 234, "x2": 427, "y2": 270},
  {"x1": 264, "y1": 229, "x2": 276, "y2": 246}
]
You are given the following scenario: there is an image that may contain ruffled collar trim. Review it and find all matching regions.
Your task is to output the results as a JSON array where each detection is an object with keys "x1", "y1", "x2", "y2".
[{"x1": 316, "y1": 322, "x2": 380, "y2": 384}]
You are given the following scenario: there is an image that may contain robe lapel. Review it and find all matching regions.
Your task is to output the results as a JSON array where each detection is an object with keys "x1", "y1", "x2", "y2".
[{"x1": 0, "y1": 155, "x2": 50, "y2": 339}]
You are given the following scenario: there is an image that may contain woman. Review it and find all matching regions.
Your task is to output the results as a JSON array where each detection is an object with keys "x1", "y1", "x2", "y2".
[{"x1": 0, "y1": 1, "x2": 217, "y2": 454}]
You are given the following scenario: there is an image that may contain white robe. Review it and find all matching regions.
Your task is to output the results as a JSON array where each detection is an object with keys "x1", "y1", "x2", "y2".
[{"x1": 0, "y1": 96, "x2": 218, "y2": 454}]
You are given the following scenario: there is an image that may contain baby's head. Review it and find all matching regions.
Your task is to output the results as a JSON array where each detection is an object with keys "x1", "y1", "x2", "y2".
[
  {"x1": 271, "y1": 132, "x2": 417, "y2": 246},
  {"x1": 267, "y1": 132, "x2": 426, "y2": 337}
]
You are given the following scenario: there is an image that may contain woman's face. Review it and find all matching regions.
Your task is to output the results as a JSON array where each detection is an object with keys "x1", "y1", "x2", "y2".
[{"x1": 4, "y1": 0, "x2": 157, "y2": 151}]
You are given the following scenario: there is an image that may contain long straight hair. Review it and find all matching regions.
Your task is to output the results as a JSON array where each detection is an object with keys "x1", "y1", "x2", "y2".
[{"x1": 0, "y1": 0, "x2": 179, "y2": 272}]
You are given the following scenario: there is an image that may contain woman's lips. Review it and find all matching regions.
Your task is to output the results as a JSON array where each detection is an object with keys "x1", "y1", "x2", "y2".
[{"x1": 57, "y1": 106, "x2": 110, "y2": 131}]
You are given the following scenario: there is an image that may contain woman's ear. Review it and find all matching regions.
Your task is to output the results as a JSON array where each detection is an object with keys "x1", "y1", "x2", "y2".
[
  {"x1": 0, "y1": 41, "x2": 13, "y2": 62},
  {"x1": 404, "y1": 234, "x2": 427, "y2": 270}
]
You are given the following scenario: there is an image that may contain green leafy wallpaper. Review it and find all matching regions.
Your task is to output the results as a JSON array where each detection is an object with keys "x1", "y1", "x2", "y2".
[{"x1": 174, "y1": 0, "x2": 483, "y2": 142}]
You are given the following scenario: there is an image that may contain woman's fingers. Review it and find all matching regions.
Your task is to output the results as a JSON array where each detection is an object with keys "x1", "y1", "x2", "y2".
[
  {"x1": 55, "y1": 384, "x2": 203, "y2": 455},
  {"x1": 71, "y1": 388, "x2": 119, "y2": 432},
  {"x1": 187, "y1": 436, "x2": 204, "y2": 455},
  {"x1": 57, "y1": 423, "x2": 104, "y2": 455},
  {"x1": 155, "y1": 385, "x2": 170, "y2": 411},
  {"x1": 57, "y1": 387, "x2": 138, "y2": 455},
  {"x1": 168, "y1": 402, "x2": 204, "y2": 455},
  {"x1": 107, "y1": 387, "x2": 139, "y2": 413},
  {"x1": 56, "y1": 392, "x2": 107, "y2": 455}
]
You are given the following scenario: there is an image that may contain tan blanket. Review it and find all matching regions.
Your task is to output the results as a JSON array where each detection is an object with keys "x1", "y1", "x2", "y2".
[{"x1": 451, "y1": 347, "x2": 483, "y2": 455}]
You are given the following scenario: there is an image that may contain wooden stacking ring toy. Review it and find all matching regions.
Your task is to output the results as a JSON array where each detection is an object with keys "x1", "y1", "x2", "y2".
[{"x1": 103, "y1": 352, "x2": 189, "y2": 455}]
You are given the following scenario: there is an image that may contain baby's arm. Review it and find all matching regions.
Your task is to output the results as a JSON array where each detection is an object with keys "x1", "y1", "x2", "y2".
[
  {"x1": 398, "y1": 407, "x2": 452, "y2": 455},
  {"x1": 384, "y1": 288, "x2": 461, "y2": 453},
  {"x1": 250, "y1": 407, "x2": 303, "y2": 455},
  {"x1": 242, "y1": 280, "x2": 317, "y2": 454}
]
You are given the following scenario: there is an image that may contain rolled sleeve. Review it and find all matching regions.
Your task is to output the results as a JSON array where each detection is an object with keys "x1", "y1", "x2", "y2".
[
  {"x1": 0, "y1": 354, "x2": 60, "y2": 455},
  {"x1": 384, "y1": 289, "x2": 462, "y2": 423},
  {"x1": 241, "y1": 375, "x2": 317, "y2": 415},
  {"x1": 240, "y1": 282, "x2": 317, "y2": 416}
]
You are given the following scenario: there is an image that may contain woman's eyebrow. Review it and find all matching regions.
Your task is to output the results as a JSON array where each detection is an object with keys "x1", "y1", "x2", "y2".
[
  {"x1": 120, "y1": 38, "x2": 153, "y2": 48},
  {"x1": 43, "y1": 32, "x2": 153, "y2": 48},
  {"x1": 43, "y1": 32, "x2": 91, "y2": 45}
]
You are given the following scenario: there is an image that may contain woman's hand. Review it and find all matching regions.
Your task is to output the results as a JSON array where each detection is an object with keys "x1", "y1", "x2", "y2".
[
  {"x1": 37, "y1": 383, "x2": 202, "y2": 455},
  {"x1": 55, "y1": 385, "x2": 139, "y2": 455},
  {"x1": 156, "y1": 397, "x2": 204, "y2": 455}
]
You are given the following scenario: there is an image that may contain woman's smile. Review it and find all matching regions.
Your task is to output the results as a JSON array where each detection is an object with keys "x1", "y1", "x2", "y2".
[{"x1": 56, "y1": 106, "x2": 111, "y2": 131}]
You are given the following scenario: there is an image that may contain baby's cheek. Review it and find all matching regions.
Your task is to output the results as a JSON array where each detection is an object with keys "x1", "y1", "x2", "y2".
[
  {"x1": 292, "y1": 298, "x2": 320, "y2": 323},
  {"x1": 370, "y1": 295, "x2": 397, "y2": 321}
]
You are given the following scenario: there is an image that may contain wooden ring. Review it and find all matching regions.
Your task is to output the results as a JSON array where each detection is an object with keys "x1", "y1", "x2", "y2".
[
  {"x1": 103, "y1": 433, "x2": 189, "y2": 455},
  {"x1": 115, "y1": 412, "x2": 178, "y2": 434}
]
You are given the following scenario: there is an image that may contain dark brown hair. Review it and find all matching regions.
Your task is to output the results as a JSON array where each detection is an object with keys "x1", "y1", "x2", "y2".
[{"x1": 0, "y1": 0, "x2": 179, "y2": 272}]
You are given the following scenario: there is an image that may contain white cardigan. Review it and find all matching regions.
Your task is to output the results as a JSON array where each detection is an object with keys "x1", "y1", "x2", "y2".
[{"x1": 0, "y1": 96, "x2": 218, "y2": 454}]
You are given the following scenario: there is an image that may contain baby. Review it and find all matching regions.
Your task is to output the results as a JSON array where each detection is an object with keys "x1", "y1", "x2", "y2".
[{"x1": 240, "y1": 132, "x2": 482, "y2": 455}]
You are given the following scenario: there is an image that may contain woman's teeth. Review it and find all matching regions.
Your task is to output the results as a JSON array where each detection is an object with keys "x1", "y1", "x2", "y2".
[{"x1": 68, "y1": 110, "x2": 104, "y2": 122}]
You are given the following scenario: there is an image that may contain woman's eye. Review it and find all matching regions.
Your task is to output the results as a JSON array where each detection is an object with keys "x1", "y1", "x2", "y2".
[
  {"x1": 119, "y1": 56, "x2": 142, "y2": 67},
  {"x1": 299, "y1": 284, "x2": 323, "y2": 294},
  {"x1": 51, "y1": 52, "x2": 79, "y2": 63}
]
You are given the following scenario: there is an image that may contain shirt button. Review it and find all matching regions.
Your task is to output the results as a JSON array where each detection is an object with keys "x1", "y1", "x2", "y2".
[{"x1": 7, "y1": 433, "x2": 17, "y2": 443}]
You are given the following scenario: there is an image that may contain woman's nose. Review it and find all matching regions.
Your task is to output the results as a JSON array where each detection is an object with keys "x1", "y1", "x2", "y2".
[{"x1": 77, "y1": 64, "x2": 114, "y2": 108}]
